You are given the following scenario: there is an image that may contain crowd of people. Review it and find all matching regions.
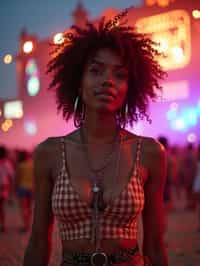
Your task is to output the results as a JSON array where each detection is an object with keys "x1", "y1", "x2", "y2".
[
  {"x1": 157, "y1": 137, "x2": 200, "y2": 234},
  {"x1": 0, "y1": 145, "x2": 34, "y2": 233}
]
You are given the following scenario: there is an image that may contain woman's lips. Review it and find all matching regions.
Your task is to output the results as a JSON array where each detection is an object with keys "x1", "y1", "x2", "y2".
[{"x1": 94, "y1": 90, "x2": 116, "y2": 100}]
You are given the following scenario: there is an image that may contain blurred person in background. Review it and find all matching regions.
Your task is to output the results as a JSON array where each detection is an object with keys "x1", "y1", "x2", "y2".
[
  {"x1": 15, "y1": 150, "x2": 34, "y2": 232},
  {"x1": 0, "y1": 145, "x2": 14, "y2": 232},
  {"x1": 158, "y1": 136, "x2": 177, "y2": 233},
  {"x1": 169, "y1": 145, "x2": 182, "y2": 202},
  {"x1": 179, "y1": 143, "x2": 196, "y2": 210},
  {"x1": 23, "y1": 7, "x2": 168, "y2": 266},
  {"x1": 192, "y1": 144, "x2": 200, "y2": 232}
]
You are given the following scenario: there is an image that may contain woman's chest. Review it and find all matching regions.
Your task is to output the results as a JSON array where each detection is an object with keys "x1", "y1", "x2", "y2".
[{"x1": 52, "y1": 139, "x2": 148, "y2": 208}]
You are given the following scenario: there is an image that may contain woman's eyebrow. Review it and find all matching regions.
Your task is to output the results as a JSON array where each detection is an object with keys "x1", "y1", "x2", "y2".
[{"x1": 90, "y1": 59, "x2": 125, "y2": 69}]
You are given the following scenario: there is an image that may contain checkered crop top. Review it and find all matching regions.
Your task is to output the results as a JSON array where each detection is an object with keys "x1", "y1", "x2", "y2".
[{"x1": 52, "y1": 137, "x2": 145, "y2": 241}]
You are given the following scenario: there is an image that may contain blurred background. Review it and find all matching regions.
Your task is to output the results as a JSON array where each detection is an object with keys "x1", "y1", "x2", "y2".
[
  {"x1": 0, "y1": 1, "x2": 200, "y2": 265},
  {"x1": 0, "y1": 0, "x2": 200, "y2": 150}
]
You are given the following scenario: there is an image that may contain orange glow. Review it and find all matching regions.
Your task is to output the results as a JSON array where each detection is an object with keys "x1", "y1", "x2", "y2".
[
  {"x1": 192, "y1": 10, "x2": 200, "y2": 19},
  {"x1": 1, "y1": 125, "x2": 8, "y2": 132},
  {"x1": 4, "y1": 54, "x2": 13, "y2": 64},
  {"x1": 136, "y1": 10, "x2": 191, "y2": 71},
  {"x1": 5, "y1": 119, "x2": 13, "y2": 127},
  {"x1": 145, "y1": 0, "x2": 175, "y2": 7},
  {"x1": 1, "y1": 119, "x2": 13, "y2": 132},
  {"x1": 23, "y1": 41, "x2": 33, "y2": 53},
  {"x1": 53, "y1": 33, "x2": 65, "y2": 44}
]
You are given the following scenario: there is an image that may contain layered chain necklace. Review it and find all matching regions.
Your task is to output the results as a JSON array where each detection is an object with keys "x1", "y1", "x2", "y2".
[{"x1": 80, "y1": 127, "x2": 121, "y2": 249}]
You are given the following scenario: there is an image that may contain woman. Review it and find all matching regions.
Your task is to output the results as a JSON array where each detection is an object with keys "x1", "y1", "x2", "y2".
[{"x1": 23, "y1": 7, "x2": 168, "y2": 266}]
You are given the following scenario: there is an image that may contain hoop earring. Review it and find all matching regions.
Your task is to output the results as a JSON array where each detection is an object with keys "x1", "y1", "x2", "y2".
[
  {"x1": 73, "y1": 96, "x2": 85, "y2": 128},
  {"x1": 125, "y1": 102, "x2": 128, "y2": 118}
]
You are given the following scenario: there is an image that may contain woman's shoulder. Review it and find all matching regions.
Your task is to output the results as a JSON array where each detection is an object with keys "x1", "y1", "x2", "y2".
[
  {"x1": 129, "y1": 134, "x2": 166, "y2": 165},
  {"x1": 141, "y1": 136, "x2": 166, "y2": 172},
  {"x1": 34, "y1": 136, "x2": 67, "y2": 163},
  {"x1": 35, "y1": 136, "x2": 61, "y2": 153},
  {"x1": 121, "y1": 129, "x2": 164, "y2": 153},
  {"x1": 33, "y1": 137, "x2": 66, "y2": 177},
  {"x1": 142, "y1": 136, "x2": 165, "y2": 154}
]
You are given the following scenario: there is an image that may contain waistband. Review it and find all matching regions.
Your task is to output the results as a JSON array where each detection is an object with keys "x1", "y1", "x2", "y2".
[{"x1": 61, "y1": 245, "x2": 139, "y2": 265}]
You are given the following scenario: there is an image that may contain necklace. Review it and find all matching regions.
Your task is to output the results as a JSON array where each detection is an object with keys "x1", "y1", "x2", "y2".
[
  {"x1": 80, "y1": 126, "x2": 122, "y2": 250},
  {"x1": 80, "y1": 127, "x2": 119, "y2": 175},
  {"x1": 80, "y1": 127, "x2": 121, "y2": 211}
]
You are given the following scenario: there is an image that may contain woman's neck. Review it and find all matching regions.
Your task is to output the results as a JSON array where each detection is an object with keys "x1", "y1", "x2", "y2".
[{"x1": 82, "y1": 112, "x2": 119, "y2": 144}]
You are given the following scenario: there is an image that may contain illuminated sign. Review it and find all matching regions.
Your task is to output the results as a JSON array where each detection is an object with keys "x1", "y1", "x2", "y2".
[
  {"x1": 3, "y1": 100, "x2": 23, "y2": 119},
  {"x1": 136, "y1": 10, "x2": 191, "y2": 70},
  {"x1": 145, "y1": 0, "x2": 175, "y2": 7}
]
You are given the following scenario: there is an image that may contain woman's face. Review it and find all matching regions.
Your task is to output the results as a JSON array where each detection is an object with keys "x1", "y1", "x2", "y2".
[{"x1": 81, "y1": 48, "x2": 128, "y2": 113}]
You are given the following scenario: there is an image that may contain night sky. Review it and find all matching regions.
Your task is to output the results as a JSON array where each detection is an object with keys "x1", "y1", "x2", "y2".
[{"x1": 0, "y1": 0, "x2": 141, "y2": 100}]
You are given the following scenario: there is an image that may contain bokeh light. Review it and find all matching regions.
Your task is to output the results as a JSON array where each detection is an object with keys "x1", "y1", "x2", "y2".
[
  {"x1": 53, "y1": 33, "x2": 65, "y2": 44},
  {"x1": 172, "y1": 118, "x2": 187, "y2": 131},
  {"x1": 187, "y1": 133, "x2": 197, "y2": 143},
  {"x1": 4, "y1": 54, "x2": 13, "y2": 64},
  {"x1": 23, "y1": 41, "x2": 33, "y2": 54},
  {"x1": 4, "y1": 100, "x2": 23, "y2": 119},
  {"x1": 25, "y1": 59, "x2": 38, "y2": 76},
  {"x1": 1, "y1": 119, "x2": 13, "y2": 132},
  {"x1": 182, "y1": 108, "x2": 198, "y2": 126},
  {"x1": 27, "y1": 76, "x2": 40, "y2": 96},
  {"x1": 24, "y1": 121, "x2": 37, "y2": 135},
  {"x1": 192, "y1": 9, "x2": 200, "y2": 19}
]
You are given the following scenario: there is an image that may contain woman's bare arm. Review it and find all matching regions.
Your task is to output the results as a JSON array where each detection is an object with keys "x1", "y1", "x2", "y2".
[
  {"x1": 23, "y1": 139, "x2": 55, "y2": 266},
  {"x1": 142, "y1": 138, "x2": 168, "y2": 266}
]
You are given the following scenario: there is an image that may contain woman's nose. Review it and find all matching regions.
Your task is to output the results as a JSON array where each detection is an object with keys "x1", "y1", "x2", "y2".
[
  {"x1": 102, "y1": 79, "x2": 114, "y2": 87},
  {"x1": 102, "y1": 70, "x2": 114, "y2": 87}
]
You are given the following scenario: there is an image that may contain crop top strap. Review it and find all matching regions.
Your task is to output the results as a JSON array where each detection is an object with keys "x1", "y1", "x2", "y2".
[
  {"x1": 60, "y1": 137, "x2": 67, "y2": 172},
  {"x1": 133, "y1": 137, "x2": 142, "y2": 178},
  {"x1": 136, "y1": 137, "x2": 142, "y2": 165}
]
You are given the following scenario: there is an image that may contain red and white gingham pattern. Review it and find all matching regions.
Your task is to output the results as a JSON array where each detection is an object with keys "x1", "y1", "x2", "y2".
[{"x1": 52, "y1": 137, "x2": 144, "y2": 241}]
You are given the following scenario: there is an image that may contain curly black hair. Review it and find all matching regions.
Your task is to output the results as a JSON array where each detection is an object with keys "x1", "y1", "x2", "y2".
[{"x1": 47, "y1": 7, "x2": 166, "y2": 128}]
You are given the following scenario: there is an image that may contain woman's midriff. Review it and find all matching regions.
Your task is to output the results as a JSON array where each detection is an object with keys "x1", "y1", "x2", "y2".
[{"x1": 62, "y1": 238, "x2": 138, "y2": 253}]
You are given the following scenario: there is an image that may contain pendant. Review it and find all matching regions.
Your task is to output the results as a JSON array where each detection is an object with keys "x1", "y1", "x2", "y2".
[
  {"x1": 90, "y1": 183, "x2": 106, "y2": 212},
  {"x1": 92, "y1": 183, "x2": 100, "y2": 193}
]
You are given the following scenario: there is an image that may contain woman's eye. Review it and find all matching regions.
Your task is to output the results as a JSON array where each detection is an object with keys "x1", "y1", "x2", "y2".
[
  {"x1": 89, "y1": 67, "x2": 101, "y2": 75},
  {"x1": 115, "y1": 72, "x2": 127, "y2": 80}
]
